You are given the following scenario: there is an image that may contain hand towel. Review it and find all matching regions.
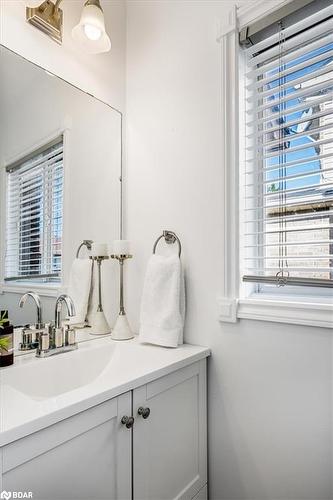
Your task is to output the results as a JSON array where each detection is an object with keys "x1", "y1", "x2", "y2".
[
  {"x1": 67, "y1": 258, "x2": 92, "y2": 325},
  {"x1": 139, "y1": 253, "x2": 185, "y2": 348}
]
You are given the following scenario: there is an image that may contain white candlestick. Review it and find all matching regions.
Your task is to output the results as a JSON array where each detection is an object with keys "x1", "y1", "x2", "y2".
[
  {"x1": 91, "y1": 243, "x2": 108, "y2": 256},
  {"x1": 112, "y1": 240, "x2": 131, "y2": 255}
]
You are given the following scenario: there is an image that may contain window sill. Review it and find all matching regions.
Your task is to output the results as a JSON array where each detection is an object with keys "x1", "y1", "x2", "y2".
[
  {"x1": 0, "y1": 283, "x2": 60, "y2": 298},
  {"x1": 237, "y1": 295, "x2": 333, "y2": 329}
]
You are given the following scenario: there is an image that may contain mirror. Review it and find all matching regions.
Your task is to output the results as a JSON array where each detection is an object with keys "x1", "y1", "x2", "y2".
[{"x1": 0, "y1": 45, "x2": 120, "y2": 339}]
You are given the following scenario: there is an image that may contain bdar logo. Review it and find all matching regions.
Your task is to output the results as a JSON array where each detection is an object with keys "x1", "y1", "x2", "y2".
[
  {"x1": 0, "y1": 492, "x2": 11, "y2": 500},
  {"x1": 0, "y1": 494, "x2": 32, "y2": 499}
]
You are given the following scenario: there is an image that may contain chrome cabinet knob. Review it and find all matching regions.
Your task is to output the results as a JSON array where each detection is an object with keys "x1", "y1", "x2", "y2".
[
  {"x1": 138, "y1": 406, "x2": 150, "y2": 419},
  {"x1": 121, "y1": 416, "x2": 134, "y2": 429}
]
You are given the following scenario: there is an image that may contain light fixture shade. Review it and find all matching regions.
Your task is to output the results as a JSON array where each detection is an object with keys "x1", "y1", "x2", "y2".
[
  {"x1": 72, "y1": 1, "x2": 111, "y2": 54},
  {"x1": 26, "y1": 0, "x2": 46, "y2": 6}
]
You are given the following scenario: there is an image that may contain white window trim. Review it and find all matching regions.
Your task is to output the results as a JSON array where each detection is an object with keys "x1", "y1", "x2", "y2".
[
  {"x1": 237, "y1": 296, "x2": 332, "y2": 328},
  {"x1": 0, "y1": 121, "x2": 71, "y2": 298},
  {"x1": 217, "y1": 0, "x2": 333, "y2": 329},
  {"x1": 0, "y1": 284, "x2": 59, "y2": 298}
]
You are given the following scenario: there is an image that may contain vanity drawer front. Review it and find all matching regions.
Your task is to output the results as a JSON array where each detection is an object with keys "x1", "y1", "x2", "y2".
[
  {"x1": 133, "y1": 359, "x2": 207, "y2": 500},
  {"x1": 2, "y1": 393, "x2": 132, "y2": 500}
]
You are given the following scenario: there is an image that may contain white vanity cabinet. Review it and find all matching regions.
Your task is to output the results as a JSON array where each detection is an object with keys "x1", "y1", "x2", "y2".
[
  {"x1": 1, "y1": 358, "x2": 207, "y2": 500},
  {"x1": 1, "y1": 393, "x2": 132, "y2": 500},
  {"x1": 133, "y1": 359, "x2": 207, "y2": 500}
]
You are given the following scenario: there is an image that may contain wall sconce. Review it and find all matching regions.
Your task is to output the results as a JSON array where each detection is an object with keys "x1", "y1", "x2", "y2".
[
  {"x1": 26, "y1": 0, "x2": 63, "y2": 44},
  {"x1": 26, "y1": 0, "x2": 111, "y2": 54}
]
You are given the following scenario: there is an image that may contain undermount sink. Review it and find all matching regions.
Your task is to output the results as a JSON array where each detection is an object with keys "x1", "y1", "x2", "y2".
[{"x1": 2, "y1": 341, "x2": 116, "y2": 400}]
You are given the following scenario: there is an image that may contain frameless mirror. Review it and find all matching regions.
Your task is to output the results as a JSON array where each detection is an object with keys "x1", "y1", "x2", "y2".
[{"x1": 0, "y1": 45, "x2": 120, "y2": 339}]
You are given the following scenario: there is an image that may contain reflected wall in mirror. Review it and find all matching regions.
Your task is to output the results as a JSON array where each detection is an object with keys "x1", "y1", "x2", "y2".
[{"x1": 0, "y1": 45, "x2": 120, "y2": 329}]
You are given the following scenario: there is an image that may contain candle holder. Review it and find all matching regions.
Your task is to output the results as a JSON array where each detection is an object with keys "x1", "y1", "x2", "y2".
[
  {"x1": 88, "y1": 256, "x2": 110, "y2": 335},
  {"x1": 110, "y1": 254, "x2": 134, "y2": 341}
]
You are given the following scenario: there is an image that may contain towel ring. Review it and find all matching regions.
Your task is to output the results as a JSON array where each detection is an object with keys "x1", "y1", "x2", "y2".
[
  {"x1": 76, "y1": 239, "x2": 93, "y2": 258},
  {"x1": 153, "y1": 231, "x2": 181, "y2": 258}
]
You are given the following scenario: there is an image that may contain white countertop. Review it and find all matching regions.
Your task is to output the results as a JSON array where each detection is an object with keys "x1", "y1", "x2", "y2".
[{"x1": 0, "y1": 336, "x2": 210, "y2": 446}]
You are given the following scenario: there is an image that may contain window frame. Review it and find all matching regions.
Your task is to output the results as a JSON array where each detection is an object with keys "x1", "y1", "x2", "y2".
[
  {"x1": 239, "y1": 47, "x2": 333, "y2": 301},
  {"x1": 217, "y1": 0, "x2": 333, "y2": 328}
]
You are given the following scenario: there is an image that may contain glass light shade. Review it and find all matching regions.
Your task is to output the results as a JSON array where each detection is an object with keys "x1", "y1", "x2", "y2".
[
  {"x1": 72, "y1": 3, "x2": 111, "y2": 54},
  {"x1": 27, "y1": 0, "x2": 45, "y2": 6}
]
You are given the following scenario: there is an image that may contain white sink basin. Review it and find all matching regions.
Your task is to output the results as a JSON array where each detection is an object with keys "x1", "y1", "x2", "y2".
[
  {"x1": 0, "y1": 336, "x2": 209, "y2": 445},
  {"x1": 2, "y1": 341, "x2": 116, "y2": 400}
]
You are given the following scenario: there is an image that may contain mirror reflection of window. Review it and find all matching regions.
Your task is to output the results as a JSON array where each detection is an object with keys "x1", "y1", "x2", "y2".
[{"x1": 5, "y1": 138, "x2": 63, "y2": 284}]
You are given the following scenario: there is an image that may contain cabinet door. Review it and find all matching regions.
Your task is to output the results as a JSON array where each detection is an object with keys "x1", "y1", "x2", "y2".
[
  {"x1": 133, "y1": 359, "x2": 207, "y2": 500},
  {"x1": 2, "y1": 393, "x2": 132, "y2": 500}
]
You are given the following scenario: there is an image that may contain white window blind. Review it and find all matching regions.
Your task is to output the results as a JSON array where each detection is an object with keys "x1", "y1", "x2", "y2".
[
  {"x1": 242, "y1": 2, "x2": 333, "y2": 288},
  {"x1": 5, "y1": 138, "x2": 63, "y2": 284}
]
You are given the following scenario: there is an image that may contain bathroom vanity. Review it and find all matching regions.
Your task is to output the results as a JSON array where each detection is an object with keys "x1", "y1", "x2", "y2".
[{"x1": 0, "y1": 337, "x2": 209, "y2": 500}]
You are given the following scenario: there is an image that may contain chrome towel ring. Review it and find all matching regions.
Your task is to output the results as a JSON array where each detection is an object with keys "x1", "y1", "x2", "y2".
[
  {"x1": 153, "y1": 230, "x2": 182, "y2": 258},
  {"x1": 76, "y1": 239, "x2": 93, "y2": 258}
]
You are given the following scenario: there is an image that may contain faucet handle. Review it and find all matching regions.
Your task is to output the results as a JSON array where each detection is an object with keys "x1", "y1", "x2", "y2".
[
  {"x1": 39, "y1": 328, "x2": 50, "y2": 353},
  {"x1": 19, "y1": 326, "x2": 39, "y2": 351},
  {"x1": 32, "y1": 323, "x2": 51, "y2": 355},
  {"x1": 62, "y1": 321, "x2": 76, "y2": 345}
]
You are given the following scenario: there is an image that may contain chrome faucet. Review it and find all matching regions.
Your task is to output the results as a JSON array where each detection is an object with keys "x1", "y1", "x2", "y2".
[
  {"x1": 36, "y1": 294, "x2": 77, "y2": 358},
  {"x1": 19, "y1": 291, "x2": 43, "y2": 327},
  {"x1": 55, "y1": 294, "x2": 76, "y2": 329}
]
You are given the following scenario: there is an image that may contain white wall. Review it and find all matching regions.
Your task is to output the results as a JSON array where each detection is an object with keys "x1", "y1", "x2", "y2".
[
  {"x1": 125, "y1": 2, "x2": 332, "y2": 499},
  {"x1": 0, "y1": 0, "x2": 126, "y2": 110}
]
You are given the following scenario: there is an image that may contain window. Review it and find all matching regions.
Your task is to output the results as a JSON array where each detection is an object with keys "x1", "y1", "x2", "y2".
[
  {"x1": 241, "y1": 1, "x2": 333, "y2": 290},
  {"x1": 4, "y1": 138, "x2": 63, "y2": 284}
]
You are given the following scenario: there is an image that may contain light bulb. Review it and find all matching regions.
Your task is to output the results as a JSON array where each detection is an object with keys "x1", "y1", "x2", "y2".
[
  {"x1": 83, "y1": 23, "x2": 102, "y2": 41},
  {"x1": 72, "y1": 1, "x2": 111, "y2": 54}
]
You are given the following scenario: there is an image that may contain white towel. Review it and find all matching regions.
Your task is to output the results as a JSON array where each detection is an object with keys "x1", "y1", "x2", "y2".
[
  {"x1": 139, "y1": 253, "x2": 185, "y2": 348},
  {"x1": 67, "y1": 258, "x2": 92, "y2": 325}
]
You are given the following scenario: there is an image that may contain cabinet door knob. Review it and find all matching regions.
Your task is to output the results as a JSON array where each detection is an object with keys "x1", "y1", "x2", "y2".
[
  {"x1": 121, "y1": 416, "x2": 134, "y2": 428},
  {"x1": 138, "y1": 406, "x2": 150, "y2": 419}
]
